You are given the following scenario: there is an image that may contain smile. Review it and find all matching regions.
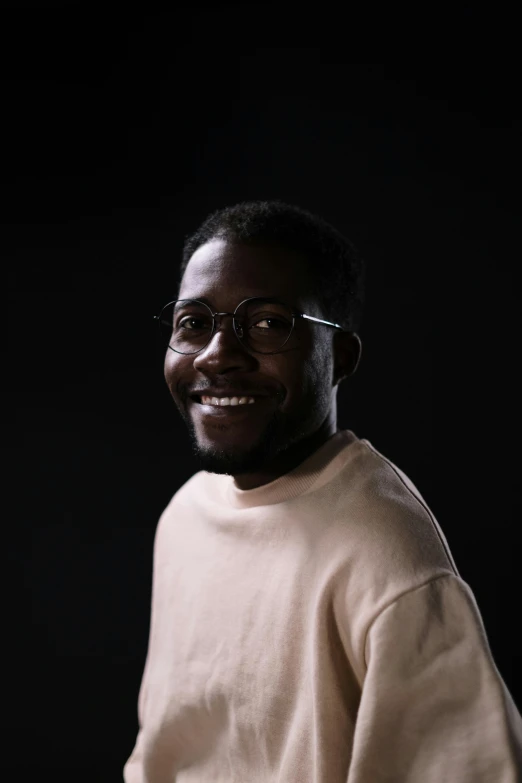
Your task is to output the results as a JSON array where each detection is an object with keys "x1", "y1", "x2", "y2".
[
  {"x1": 190, "y1": 396, "x2": 270, "y2": 416},
  {"x1": 200, "y1": 395, "x2": 256, "y2": 406}
]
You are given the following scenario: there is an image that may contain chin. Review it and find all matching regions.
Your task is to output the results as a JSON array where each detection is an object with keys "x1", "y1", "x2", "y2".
[
  {"x1": 192, "y1": 446, "x2": 266, "y2": 476},
  {"x1": 188, "y1": 425, "x2": 281, "y2": 474}
]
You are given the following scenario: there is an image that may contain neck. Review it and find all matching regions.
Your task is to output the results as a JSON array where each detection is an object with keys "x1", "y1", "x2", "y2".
[{"x1": 233, "y1": 415, "x2": 337, "y2": 491}]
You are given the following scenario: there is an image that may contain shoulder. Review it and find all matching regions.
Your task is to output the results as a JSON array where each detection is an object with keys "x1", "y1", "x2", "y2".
[
  {"x1": 333, "y1": 437, "x2": 458, "y2": 578},
  {"x1": 326, "y1": 437, "x2": 460, "y2": 677},
  {"x1": 327, "y1": 437, "x2": 459, "y2": 633}
]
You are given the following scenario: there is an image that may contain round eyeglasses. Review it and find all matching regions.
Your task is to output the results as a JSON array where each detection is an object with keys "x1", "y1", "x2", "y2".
[{"x1": 154, "y1": 297, "x2": 345, "y2": 356}]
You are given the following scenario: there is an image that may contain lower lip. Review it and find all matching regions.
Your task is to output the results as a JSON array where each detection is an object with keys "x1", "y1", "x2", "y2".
[{"x1": 190, "y1": 398, "x2": 271, "y2": 416}]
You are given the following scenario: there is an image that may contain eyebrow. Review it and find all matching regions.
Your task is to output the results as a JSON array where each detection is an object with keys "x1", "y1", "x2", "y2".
[{"x1": 181, "y1": 295, "x2": 292, "y2": 308}]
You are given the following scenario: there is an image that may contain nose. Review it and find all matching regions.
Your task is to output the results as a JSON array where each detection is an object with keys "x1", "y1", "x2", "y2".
[{"x1": 192, "y1": 313, "x2": 254, "y2": 372}]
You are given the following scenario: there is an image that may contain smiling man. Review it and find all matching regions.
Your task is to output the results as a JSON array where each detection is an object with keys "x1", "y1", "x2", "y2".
[
  {"x1": 124, "y1": 201, "x2": 522, "y2": 783},
  {"x1": 166, "y1": 236, "x2": 361, "y2": 490}
]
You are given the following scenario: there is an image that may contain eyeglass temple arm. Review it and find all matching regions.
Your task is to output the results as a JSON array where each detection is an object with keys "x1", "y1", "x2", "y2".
[{"x1": 298, "y1": 313, "x2": 345, "y2": 331}]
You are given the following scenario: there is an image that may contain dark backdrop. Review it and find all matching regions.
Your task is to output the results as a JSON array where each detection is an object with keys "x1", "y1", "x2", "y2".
[{"x1": 4, "y1": 6, "x2": 520, "y2": 781}]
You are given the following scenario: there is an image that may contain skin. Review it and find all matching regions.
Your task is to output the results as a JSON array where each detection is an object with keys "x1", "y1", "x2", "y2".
[{"x1": 164, "y1": 238, "x2": 362, "y2": 490}]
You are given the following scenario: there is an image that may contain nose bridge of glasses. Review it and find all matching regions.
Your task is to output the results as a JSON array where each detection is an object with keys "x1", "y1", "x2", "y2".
[{"x1": 213, "y1": 310, "x2": 244, "y2": 335}]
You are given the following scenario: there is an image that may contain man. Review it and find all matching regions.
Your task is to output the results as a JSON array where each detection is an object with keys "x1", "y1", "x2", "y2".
[{"x1": 124, "y1": 200, "x2": 522, "y2": 782}]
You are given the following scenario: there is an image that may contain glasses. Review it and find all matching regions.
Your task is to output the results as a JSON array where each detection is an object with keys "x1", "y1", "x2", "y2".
[{"x1": 154, "y1": 296, "x2": 345, "y2": 355}]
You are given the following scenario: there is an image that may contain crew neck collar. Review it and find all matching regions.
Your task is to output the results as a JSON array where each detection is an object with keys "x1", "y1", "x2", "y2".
[{"x1": 218, "y1": 429, "x2": 358, "y2": 508}]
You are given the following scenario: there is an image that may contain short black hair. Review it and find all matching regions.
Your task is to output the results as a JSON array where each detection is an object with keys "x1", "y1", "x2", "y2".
[{"x1": 178, "y1": 200, "x2": 365, "y2": 333}]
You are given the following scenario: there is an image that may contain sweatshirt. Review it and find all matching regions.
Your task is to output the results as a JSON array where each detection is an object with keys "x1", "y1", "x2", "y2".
[{"x1": 123, "y1": 429, "x2": 522, "y2": 782}]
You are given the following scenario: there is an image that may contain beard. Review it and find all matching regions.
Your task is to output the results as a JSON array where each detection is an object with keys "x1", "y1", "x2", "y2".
[{"x1": 178, "y1": 391, "x2": 317, "y2": 477}]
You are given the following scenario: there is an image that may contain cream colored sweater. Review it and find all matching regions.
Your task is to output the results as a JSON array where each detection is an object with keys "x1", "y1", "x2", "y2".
[{"x1": 123, "y1": 430, "x2": 522, "y2": 782}]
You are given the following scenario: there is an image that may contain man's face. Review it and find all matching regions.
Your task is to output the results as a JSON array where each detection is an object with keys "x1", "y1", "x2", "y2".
[{"x1": 163, "y1": 238, "x2": 341, "y2": 478}]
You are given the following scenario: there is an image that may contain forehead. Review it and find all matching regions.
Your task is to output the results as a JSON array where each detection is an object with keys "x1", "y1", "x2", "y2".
[{"x1": 179, "y1": 238, "x2": 316, "y2": 310}]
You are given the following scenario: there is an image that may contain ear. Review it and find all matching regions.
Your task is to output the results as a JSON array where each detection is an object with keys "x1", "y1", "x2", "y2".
[{"x1": 333, "y1": 331, "x2": 362, "y2": 385}]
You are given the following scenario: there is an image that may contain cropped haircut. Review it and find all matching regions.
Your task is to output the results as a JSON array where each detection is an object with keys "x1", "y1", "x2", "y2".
[{"x1": 178, "y1": 200, "x2": 365, "y2": 334}]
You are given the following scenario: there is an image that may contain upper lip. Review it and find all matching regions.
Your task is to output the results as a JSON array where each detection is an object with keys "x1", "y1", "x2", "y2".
[{"x1": 190, "y1": 388, "x2": 270, "y2": 399}]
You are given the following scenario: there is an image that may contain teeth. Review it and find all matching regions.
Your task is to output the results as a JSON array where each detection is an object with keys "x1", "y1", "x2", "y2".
[{"x1": 201, "y1": 396, "x2": 256, "y2": 406}]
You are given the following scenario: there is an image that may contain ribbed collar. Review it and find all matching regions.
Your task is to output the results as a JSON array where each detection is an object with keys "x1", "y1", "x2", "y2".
[{"x1": 216, "y1": 429, "x2": 358, "y2": 509}]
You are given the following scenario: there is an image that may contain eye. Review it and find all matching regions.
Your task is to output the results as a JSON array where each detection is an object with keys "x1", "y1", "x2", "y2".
[
  {"x1": 251, "y1": 317, "x2": 287, "y2": 330},
  {"x1": 179, "y1": 317, "x2": 210, "y2": 330}
]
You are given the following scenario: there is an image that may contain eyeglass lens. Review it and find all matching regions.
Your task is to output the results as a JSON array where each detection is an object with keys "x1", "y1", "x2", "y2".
[{"x1": 158, "y1": 299, "x2": 294, "y2": 354}]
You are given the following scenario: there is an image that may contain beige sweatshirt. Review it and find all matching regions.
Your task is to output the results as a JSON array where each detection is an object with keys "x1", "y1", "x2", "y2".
[{"x1": 123, "y1": 430, "x2": 522, "y2": 782}]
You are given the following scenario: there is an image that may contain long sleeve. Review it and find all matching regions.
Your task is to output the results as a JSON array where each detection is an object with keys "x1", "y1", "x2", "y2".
[
  {"x1": 123, "y1": 648, "x2": 150, "y2": 783},
  {"x1": 347, "y1": 574, "x2": 522, "y2": 782},
  {"x1": 123, "y1": 508, "x2": 168, "y2": 783}
]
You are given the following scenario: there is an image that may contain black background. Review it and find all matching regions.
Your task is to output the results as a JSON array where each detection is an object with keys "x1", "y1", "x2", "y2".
[{"x1": 4, "y1": 5, "x2": 521, "y2": 780}]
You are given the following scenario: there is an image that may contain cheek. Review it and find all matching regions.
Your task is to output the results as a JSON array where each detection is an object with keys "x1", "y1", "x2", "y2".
[
  {"x1": 276, "y1": 358, "x2": 315, "y2": 401},
  {"x1": 163, "y1": 353, "x2": 185, "y2": 392},
  {"x1": 163, "y1": 352, "x2": 172, "y2": 382},
  {"x1": 298, "y1": 347, "x2": 334, "y2": 395}
]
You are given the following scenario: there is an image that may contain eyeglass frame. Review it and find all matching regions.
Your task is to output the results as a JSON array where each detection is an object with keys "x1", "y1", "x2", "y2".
[{"x1": 154, "y1": 295, "x2": 346, "y2": 356}]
